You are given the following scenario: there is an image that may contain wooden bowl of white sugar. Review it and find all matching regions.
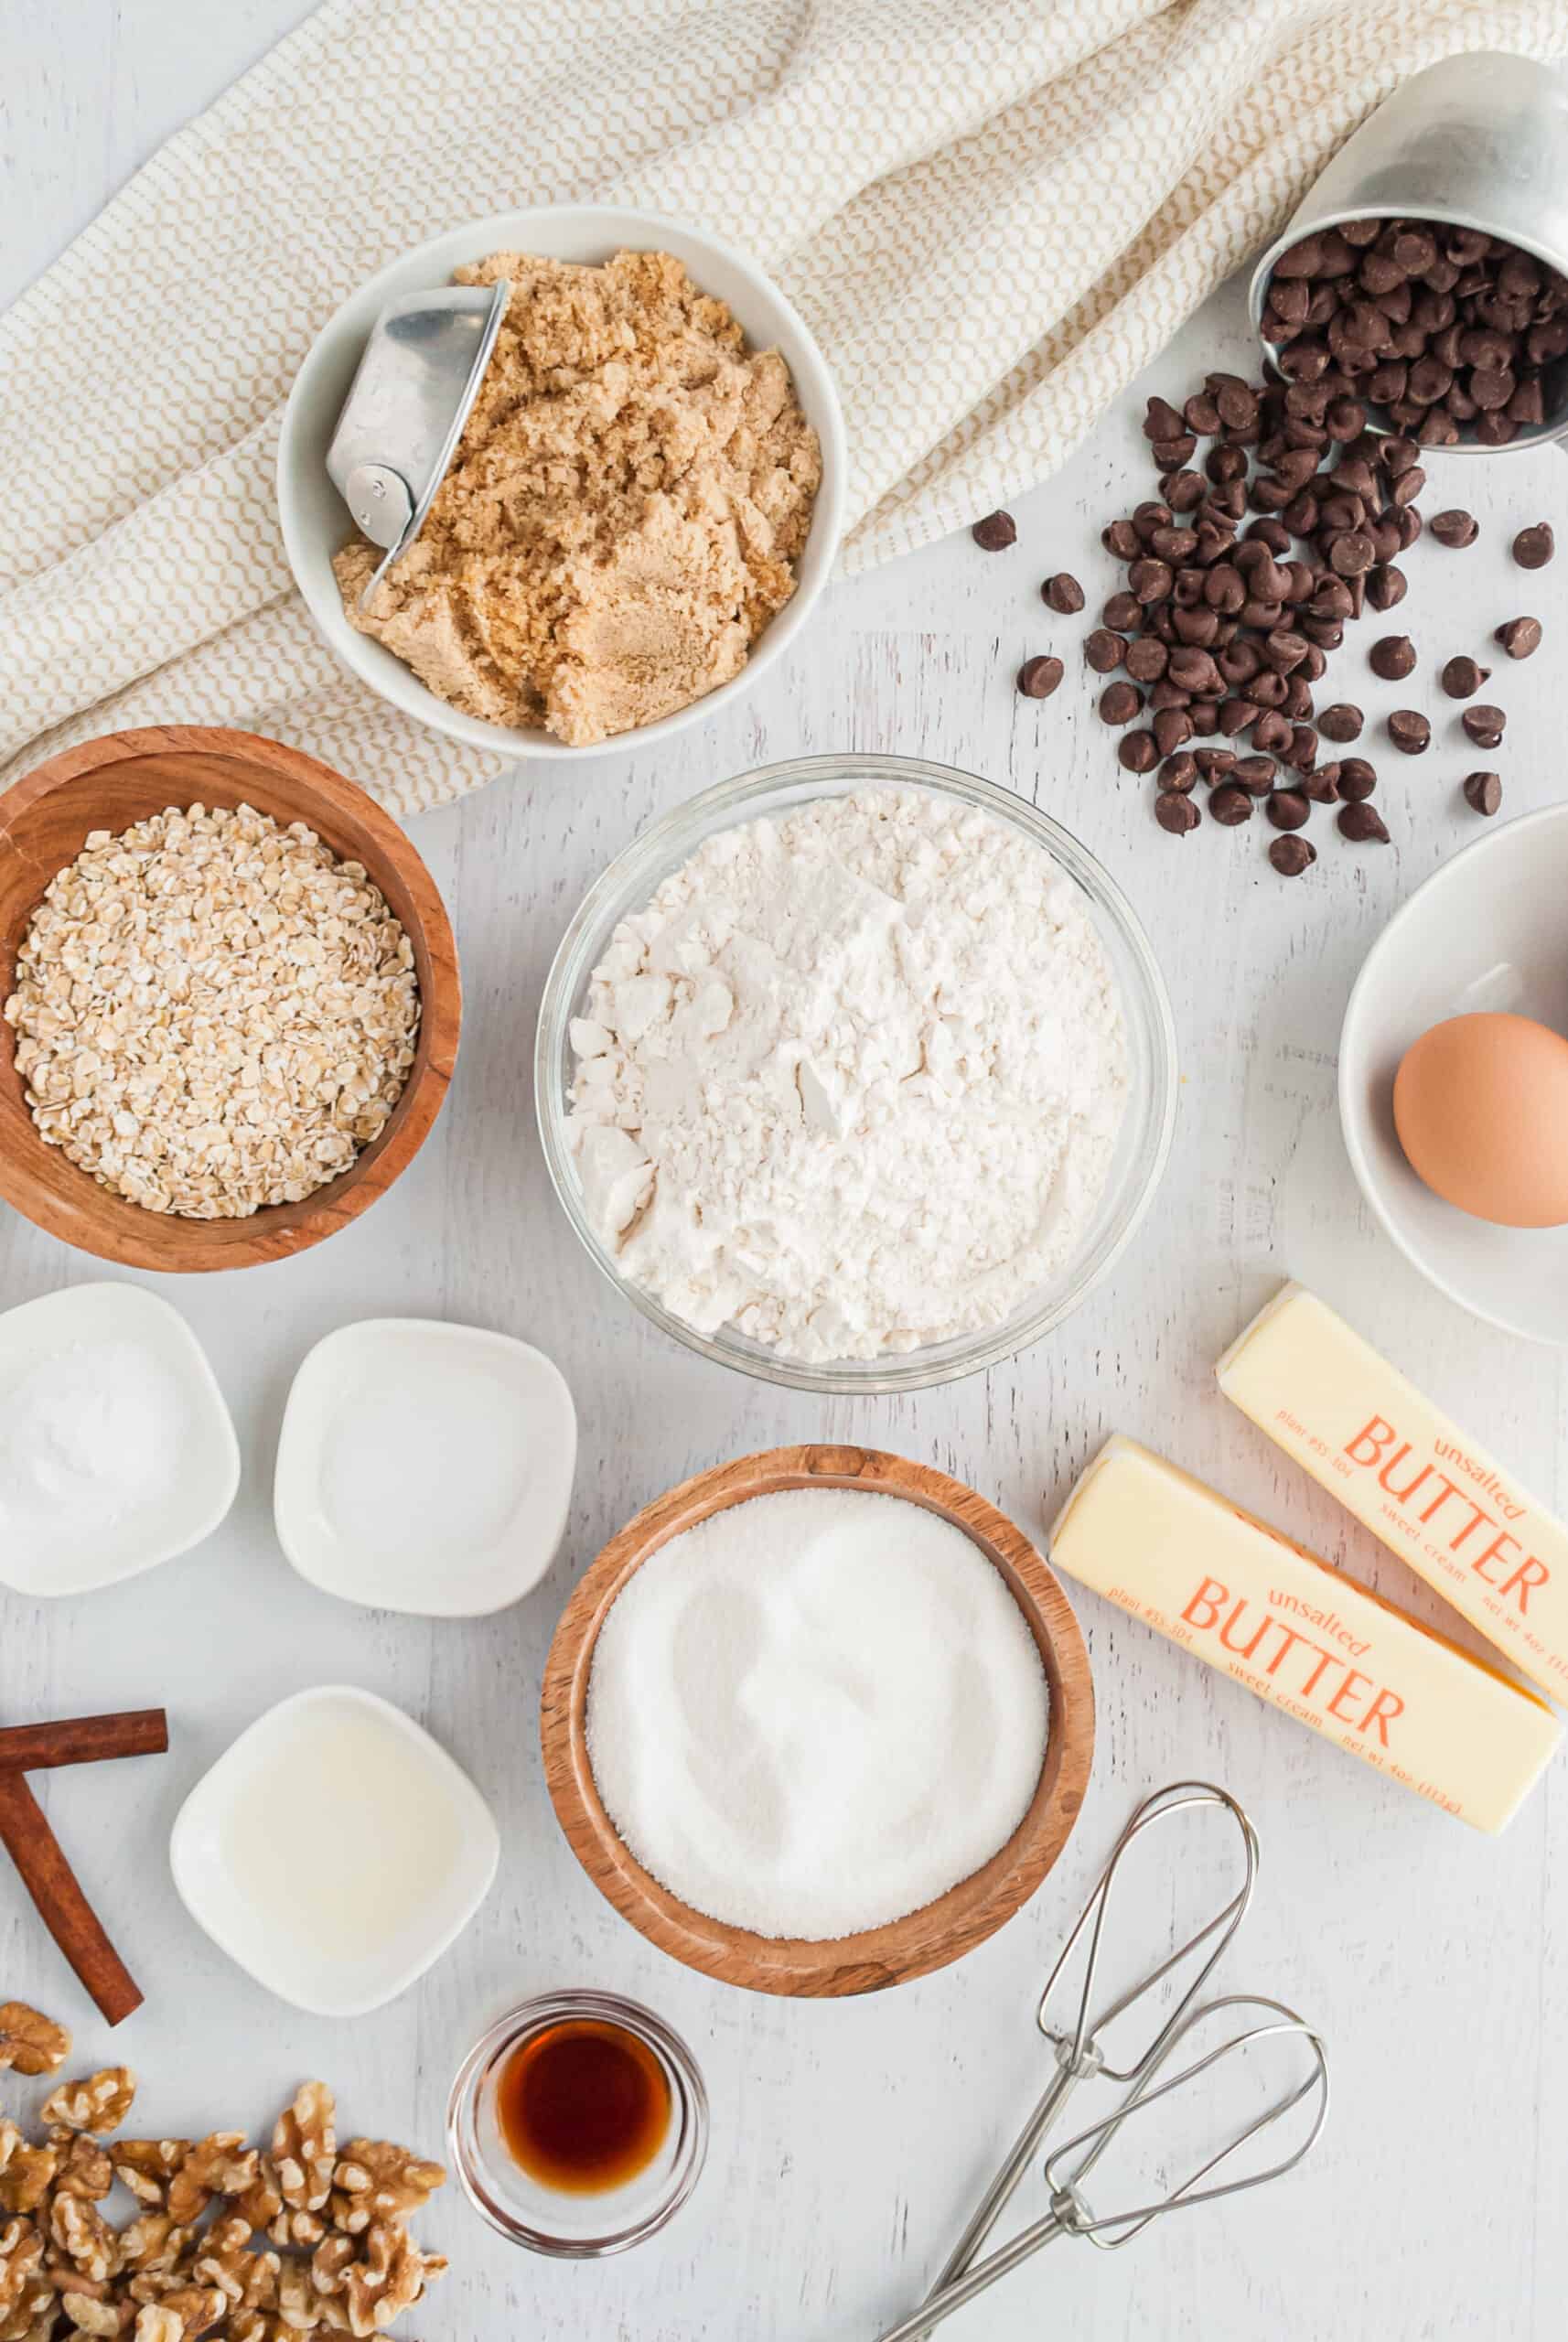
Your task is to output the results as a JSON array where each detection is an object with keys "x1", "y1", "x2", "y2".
[{"x1": 539, "y1": 1445, "x2": 1094, "y2": 1997}]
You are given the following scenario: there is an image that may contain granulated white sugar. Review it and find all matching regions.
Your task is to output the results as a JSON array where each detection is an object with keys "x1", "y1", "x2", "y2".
[{"x1": 585, "y1": 1487, "x2": 1051, "y2": 1940}]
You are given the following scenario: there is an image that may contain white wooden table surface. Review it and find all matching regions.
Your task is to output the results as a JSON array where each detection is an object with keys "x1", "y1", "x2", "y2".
[{"x1": 5, "y1": 10, "x2": 1567, "y2": 2338}]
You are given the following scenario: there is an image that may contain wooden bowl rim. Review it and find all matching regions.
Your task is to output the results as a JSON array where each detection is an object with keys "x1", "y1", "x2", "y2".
[
  {"x1": 540, "y1": 1443, "x2": 1094, "y2": 1997},
  {"x1": 0, "y1": 725, "x2": 459, "y2": 1271}
]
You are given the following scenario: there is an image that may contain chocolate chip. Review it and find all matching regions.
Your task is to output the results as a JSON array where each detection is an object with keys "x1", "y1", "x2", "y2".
[
  {"x1": 972, "y1": 510, "x2": 1016, "y2": 551},
  {"x1": 1369, "y1": 634, "x2": 1417, "y2": 681},
  {"x1": 1328, "y1": 530, "x2": 1376, "y2": 575},
  {"x1": 1144, "y1": 396, "x2": 1186, "y2": 441},
  {"x1": 1231, "y1": 756, "x2": 1277, "y2": 796},
  {"x1": 1103, "y1": 592, "x2": 1142, "y2": 630},
  {"x1": 1303, "y1": 763, "x2": 1342, "y2": 803},
  {"x1": 1085, "y1": 628, "x2": 1126, "y2": 673},
  {"x1": 1194, "y1": 747, "x2": 1236, "y2": 780},
  {"x1": 1104, "y1": 520, "x2": 1141, "y2": 560},
  {"x1": 1462, "y1": 704, "x2": 1507, "y2": 748},
  {"x1": 1153, "y1": 708, "x2": 1194, "y2": 757},
  {"x1": 1099, "y1": 681, "x2": 1144, "y2": 725},
  {"x1": 1318, "y1": 703, "x2": 1363, "y2": 742},
  {"x1": 1119, "y1": 729, "x2": 1159, "y2": 773},
  {"x1": 1155, "y1": 790, "x2": 1202, "y2": 834},
  {"x1": 1495, "y1": 615, "x2": 1542, "y2": 658},
  {"x1": 1338, "y1": 800, "x2": 1391, "y2": 843},
  {"x1": 1513, "y1": 521, "x2": 1555, "y2": 568},
  {"x1": 1429, "y1": 509, "x2": 1478, "y2": 548},
  {"x1": 1017, "y1": 655, "x2": 1064, "y2": 699},
  {"x1": 1439, "y1": 655, "x2": 1490, "y2": 698},
  {"x1": 1365, "y1": 564, "x2": 1407, "y2": 611},
  {"x1": 1042, "y1": 573, "x2": 1084, "y2": 613},
  {"x1": 1208, "y1": 782, "x2": 1254, "y2": 825},
  {"x1": 1159, "y1": 753, "x2": 1198, "y2": 794},
  {"x1": 1463, "y1": 769, "x2": 1502, "y2": 814},
  {"x1": 1338, "y1": 757, "x2": 1377, "y2": 800},
  {"x1": 1269, "y1": 834, "x2": 1317, "y2": 876},
  {"x1": 1125, "y1": 637, "x2": 1169, "y2": 683},
  {"x1": 1387, "y1": 709, "x2": 1431, "y2": 754},
  {"x1": 1266, "y1": 788, "x2": 1311, "y2": 831}
]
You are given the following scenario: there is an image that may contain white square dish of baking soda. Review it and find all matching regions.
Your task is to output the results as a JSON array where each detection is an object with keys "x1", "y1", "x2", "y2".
[
  {"x1": 170, "y1": 1684, "x2": 499, "y2": 2015},
  {"x1": 274, "y1": 1317, "x2": 575, "y2": 1616}
]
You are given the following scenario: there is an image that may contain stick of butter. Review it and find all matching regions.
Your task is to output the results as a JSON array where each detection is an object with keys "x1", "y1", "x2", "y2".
[
  {"x1": 1219, "y1": 1283, "x2": 1568, "y2": 1703},
  {"x1": 1049, "y1": 1434, "x2": 1560, "y2": 1832}
]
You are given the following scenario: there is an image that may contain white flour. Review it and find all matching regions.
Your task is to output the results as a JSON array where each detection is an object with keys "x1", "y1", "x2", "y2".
[
  {"x1": 567, "y1": 787, "x2": 1128, "y2": 1362},
  {"x1": 585, "y1": 1487, "x2": 1050, "y2": 1939}
]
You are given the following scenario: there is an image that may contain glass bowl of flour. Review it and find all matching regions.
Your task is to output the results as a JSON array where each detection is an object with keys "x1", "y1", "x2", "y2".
[{"x1": 537, "y1": 756, "x2": 1176, "y2": 1393}]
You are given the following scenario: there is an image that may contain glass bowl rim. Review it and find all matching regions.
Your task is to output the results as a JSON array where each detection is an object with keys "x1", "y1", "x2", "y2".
[
  {"x1": 535, "y1": 752, "x2": 1179, "y2": 1394},
  {"x1": 446, "y1": 1987, "x2": 709, "y2": 2257}
]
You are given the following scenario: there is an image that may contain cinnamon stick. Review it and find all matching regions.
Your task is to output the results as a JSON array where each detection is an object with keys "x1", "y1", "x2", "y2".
[
  {"x1": 0, "y1": 1769, "x2": 142, "y2": 2025},
  {"x1": 0, "y1": 1711, "x2": 167, "y2": 1774}
]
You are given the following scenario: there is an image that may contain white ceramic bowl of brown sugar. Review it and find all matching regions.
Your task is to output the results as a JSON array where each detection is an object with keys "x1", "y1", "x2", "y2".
[{"x1": 277, "y1": 206, "x2": 847, "y2": 764}]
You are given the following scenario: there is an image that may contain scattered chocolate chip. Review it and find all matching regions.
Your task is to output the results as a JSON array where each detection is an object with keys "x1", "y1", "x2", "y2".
[
  {"x1": 1153, "y1": 708, "x2": 1194, "y2": 757},
  {"x1": 1462, "y1": 703, "x2": 1507, "y2": 748},
  {"x1": 1369, "y1": 634, "x2": 1417, "y2": 681},
  {"x1": 1269, "y1": 834, "x2": 1317, "y2": 876},
  {"x1": 972, "y1": 510, "x2": 1016, "y2": 551},
  {"x1": 1387, "y1": 708, "x2": 1431, "y2": 754},
  {"x1": 1155, "y1": 790, "x2": 1202, "y2": 834},
  {"x1": 1125, "y1": 636, "x2": 1169, "y2": 683},
  {"x1": 1318, "y1": 703, "x2": 1363, "y2": 742},
  {"x1": 1118, "y1": 729, "x2": 1160, "y2": 772},
  {"x1": 1430, "y1": 509, "x2": 1478, "y2": 547},
  {"x1": 1303, "y1": 763, "x2": 1342, "y2": 803},
  {"x1": 1337, "y1": 757, "x2": 1378, "y2": 800},
  {"x1": 1159, "y1": 753, "x2": 1198, "y2": 794},
  {"x1": 1365, "y1": 564, "x2": 1407, "y2": 611},
  {"x1": 1194, "y1": 747, "x2": 1236, "y2": 780},
  {"x1": 1042, "y1": 573, "x2": 1085, "y2": 614},
  {"x1": 1513, "y1": 521, "x2": 1555, "y2": 568},
  {"x1": 1099, "y1": 681, "x2": 1144, "y2": 725},
  {"x1": 1208, "y1": 782, "x2": 1254, "y2": 825},
  {"x1": 1338, "y1": 800, "x2": 1391, "y2": 843},
  {"x1": 1232, "y1": 756, "x2": 1277, "y2": 795},
  {"x1": 1016, "y1": 655, "x2": 1064, "y2": 699},
  {"x1": 1463, "y1": 769, "x2": 1503, "y2": 814},
  {"x1": 1438, "y1": 655, "x2": 1489, "y2": 698},
  {"x1": 1103, "y1": 592, "x2": 1142, "y2": 630},
  {"x1": 1266, "y1": 788, "x2": 1311, "y2": 831},
  {"x1": 1495, "y1": 615, "x2": 1542, "y2": 658},
  {"x1": 1085, "y1": 628, "x2": 1125, "y2": 673}
]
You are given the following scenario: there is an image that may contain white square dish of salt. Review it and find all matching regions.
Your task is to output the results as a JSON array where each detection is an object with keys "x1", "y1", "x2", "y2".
[
  {"x1": 0, "y1": 1281, "x2": 239, "y2": 1596},
  {"x1": 273, "y1": 1316, "x2": 576, "y2": 1617}
]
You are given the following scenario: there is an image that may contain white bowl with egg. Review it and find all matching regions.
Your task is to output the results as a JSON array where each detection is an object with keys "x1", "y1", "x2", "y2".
[
  {"x1": 1339, "y1": 802, "x2": 1568, "y2": 1343},
  {"x1": 274, "y1": 1317, "x2": 576, "y2": 1616},
  {"x1": 0, "y1": 1282, "x2": 239, "y2": 1597},
  {"x1": 170, "y1": 1684, "x2": 499, "y2": 2016},
  {"x1": 276, "y1": 205, "x2": 845, "y2": 762}
]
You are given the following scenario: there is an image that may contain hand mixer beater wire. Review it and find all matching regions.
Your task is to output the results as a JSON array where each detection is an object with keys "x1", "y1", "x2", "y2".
[
  {"x1": 909, "y1": 1778, "x2": 1260, "y2": 2332},
  {"x1": 875, "y1": 1993, "x2": 1329, "y2": 2341}
]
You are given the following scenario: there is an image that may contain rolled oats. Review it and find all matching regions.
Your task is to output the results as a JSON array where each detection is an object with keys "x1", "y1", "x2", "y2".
[{"x1": 4, "y1": 805, "x2": 420, "y2": 1220}]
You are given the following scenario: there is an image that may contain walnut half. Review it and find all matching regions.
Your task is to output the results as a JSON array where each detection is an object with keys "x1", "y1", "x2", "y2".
[{"x1": 0, "y1": 2006, "x2": 70, "y2": 2079}]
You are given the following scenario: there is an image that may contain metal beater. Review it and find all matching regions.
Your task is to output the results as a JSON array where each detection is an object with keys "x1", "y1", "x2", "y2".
[
  {"x1": 908, "y1": 1778, "x2": 1260, "y2": 2333},
  {"x1": 875, "y1": 1993, "x2": 1329, "y2": 2340}
]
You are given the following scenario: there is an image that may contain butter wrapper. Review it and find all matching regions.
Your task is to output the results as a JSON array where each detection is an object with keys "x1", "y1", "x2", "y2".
[
  {"x1": 1049, "y1": 1434, "x2": 1559, "y2": 1832},
  {"x1": 1219, "y1": 1282, "x2": 1568, "y2": 1703}
]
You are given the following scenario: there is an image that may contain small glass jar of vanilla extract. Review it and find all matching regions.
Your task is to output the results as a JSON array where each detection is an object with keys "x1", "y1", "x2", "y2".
[{"x1": 447, "y1": 1990, "x2": 708, "y2": 2254}]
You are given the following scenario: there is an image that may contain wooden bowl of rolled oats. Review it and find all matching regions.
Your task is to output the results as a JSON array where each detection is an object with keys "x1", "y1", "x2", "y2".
[{"x1": 0, "y1": 725, "x2": 459, "y2": 1269}]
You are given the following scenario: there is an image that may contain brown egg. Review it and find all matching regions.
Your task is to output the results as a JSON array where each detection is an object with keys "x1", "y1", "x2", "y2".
[{"x1": 1393, "y1": 1012, "x2": 1568, "y2": 1228}]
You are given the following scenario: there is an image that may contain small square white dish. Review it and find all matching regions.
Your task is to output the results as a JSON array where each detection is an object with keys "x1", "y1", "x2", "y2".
[
  {"x1": 0, "y1": 1281, "x2": 239, "y2": 1597},
  {"x1": 169, "y1": 1683, "x2": 499, "y2": 2017},
  {"x1": 273, "y1": 1317, "x2": 575, "y2": 1616}
]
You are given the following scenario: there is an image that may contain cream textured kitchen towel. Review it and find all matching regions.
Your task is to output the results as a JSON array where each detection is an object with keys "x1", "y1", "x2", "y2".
[{"x1": 5, "y1": 0, "x2": 1568, "y2": 816}]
